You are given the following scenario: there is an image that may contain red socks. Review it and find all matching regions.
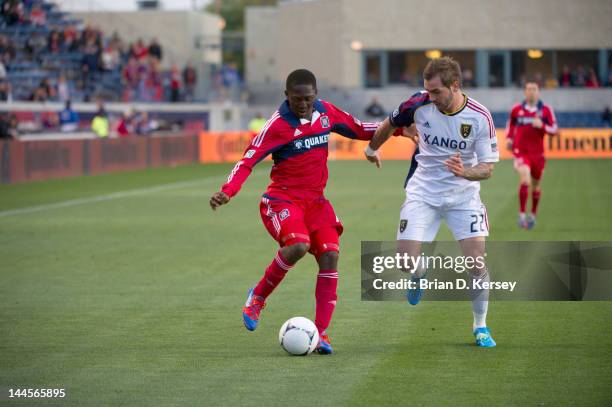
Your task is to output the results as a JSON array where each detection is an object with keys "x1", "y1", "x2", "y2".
[
  {"x1": 252, "y1": 255, "x2": 339, "y2": 334},
  {"x1": 315, "y1": 269, "x2": 338, "y2": 334},
  {"x1": 532, "y1": 188, "x2": 541, "y2": 215},
  {"x1": 253, "y1": 251, "x2": 293, "y2": 299},
  {"x1": 519, "y1": 184, "x2": 541, "y2": 215},
  {"x1": 519, "y1": 183, "x2": 529, "y2": 213}
]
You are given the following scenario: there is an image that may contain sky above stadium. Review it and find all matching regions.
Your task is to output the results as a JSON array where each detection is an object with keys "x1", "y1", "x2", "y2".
[{"x1": 56, "y1": 0, "x2": 212, "y2": 12}]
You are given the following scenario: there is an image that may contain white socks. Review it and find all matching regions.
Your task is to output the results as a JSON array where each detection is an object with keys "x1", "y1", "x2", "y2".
[{"x1": 470, "y1": 269, "x2": 490, "y2": 330}]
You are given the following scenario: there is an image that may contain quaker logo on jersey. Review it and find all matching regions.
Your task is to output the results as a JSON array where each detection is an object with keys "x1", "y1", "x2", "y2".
[
  {"x1": 293, "y1": 134, "x2": 329, "y2": 150},
  {"x1": 422, "y1": 133, "x2": 468, "y2": 150},
  {"x1": 321, "y1": 116, "x2": 330, "y2": 128},
  {"x1": 244, "y1": 149, "x2": 256, "y2": 158},
  {"x1": 392, "y1": 108, "x2": 400, "y2": 118},
  {"x1": 399, "y1": 219, "x2": 408, "y2": 233},
  {"x1": 279, "y1": 209, "x2": 290, "y2": 221},
  {"x1": 517, "y1": 116, "x2": 539, "y2": 125},
  {"x1": 460, "y1": 123, "x2": 472, "y2": 138}
]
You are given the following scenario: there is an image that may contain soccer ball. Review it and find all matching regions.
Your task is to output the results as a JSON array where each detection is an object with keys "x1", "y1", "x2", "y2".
[{"x1": 278, "y1": 317, "x2": 319, "y2": 356}]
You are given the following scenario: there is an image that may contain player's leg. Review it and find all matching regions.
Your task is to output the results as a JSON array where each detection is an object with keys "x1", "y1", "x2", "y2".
[
  {"x1": 251, "y1": 239, "x2": 309, "y2": 299},
  {"x1": 513, "y1": 156, "x2": 532, "y2": 228},
  {"x1": 305, "y1": 198, "x2": 343, "y2": 354},
  {"x1": 310, "y1": 227, "x2": 340, "y2": 355},
  {"x1": 242, "y1": 199, "x2": 310, "y2": 331},
  {"x1": 446, "y1": 197, "x2": 495, "y2": 347},
  {"x1": 458, "y1": 237, "x2": 496, "y2": 347},
  {"x1": 397, "y1": 199, "x2": 441, "y2": 305},
  {"x1": 527, "y1": 157, "x2": 545, "y2": 229},
  {"x1": 398, "y1": 240, "x2": 424, "y2": 305},
  {"x1": 256, "y1": 199, "x2": 310, "y2": 299}
]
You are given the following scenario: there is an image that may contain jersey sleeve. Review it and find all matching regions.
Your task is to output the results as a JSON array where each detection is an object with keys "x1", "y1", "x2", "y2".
[
  {"x1": 389, "y1": 91, "x2": 429, "y2": 128},
  {"x1": 325, "y1": 102, "x2": 379, "y2": 140},
  {"x1": 474, "y1": 106, "x2": 499, "y2": 163},
  {"x1": 542, "y1": 105, "x2": 559, "y2": 135},
  {"x1": 505, "y1": 105, "x2": 519, "y2": 140},
  {"x1": 220, "y1": 114, "x2": 284, "y2": 198}
]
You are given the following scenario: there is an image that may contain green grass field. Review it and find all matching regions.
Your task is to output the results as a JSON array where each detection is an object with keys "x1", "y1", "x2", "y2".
[{"x1": 1, "y1": 160, "x2": 611, "y2": 406}]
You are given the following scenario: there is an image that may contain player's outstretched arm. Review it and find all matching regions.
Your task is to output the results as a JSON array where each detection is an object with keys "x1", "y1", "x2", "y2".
[
  {"x1": 364, "y1": 118, "x2": 395, "y2": 168},
  {"x1": 209, "y1": 191, "x2": 230, "y2": 211},
  {"x1": 212, "y1": 112, "x2": 283, "y2": 208}
]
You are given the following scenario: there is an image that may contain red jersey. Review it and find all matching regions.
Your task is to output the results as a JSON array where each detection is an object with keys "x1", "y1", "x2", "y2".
[
  {"x1": 220, "y1": 99, "x2": 378, "y2": 200},
  {"x1": 506, "y1": 100, "x2": 558, "y2": 156}
]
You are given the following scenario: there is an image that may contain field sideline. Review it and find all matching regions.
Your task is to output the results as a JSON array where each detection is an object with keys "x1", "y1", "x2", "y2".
[{"x1": 1, "y1": 160, "x2": 611, "y2": 406}]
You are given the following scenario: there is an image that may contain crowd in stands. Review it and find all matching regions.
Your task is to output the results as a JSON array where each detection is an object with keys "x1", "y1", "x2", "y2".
[
  {"x1": 555, "y1": 65, "x2": 607, "y2": 88},
  {"x1": 0, "y1": 0, "x2": 201, "y2": 103},
  {"x1": 385, "y1": 64, "x2": 610, "y2": 89},
  {"x1": 519, "y1": 65, "x2": 610, "y2": 89},
  {"x1": 0, "y1": 97, "x2": 173, "y2": 138},
  {"x1": 487, "y1": 66, "x2": 609, "y2": 89},
  {"x1": 116, "y1": 108, "x2": 159, "y2": 136}
]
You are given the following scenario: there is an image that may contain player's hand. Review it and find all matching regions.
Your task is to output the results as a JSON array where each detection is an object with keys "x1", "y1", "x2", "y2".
[
  {"x1": 532, "y1": 117, "x2": 543, "y2": 129},
  {"x1": 364, "y1": 145, "x2": 382, "y2": 168},
  {"x1": 400, "y1": 123, "x2": 420, "y2": 144},
  {"x1": 506, "y1": 138, "x2": 513, "y2": 151},
  {"x1": 209, "y1": 191, "x2": 230, "y2": 210},
  {"x1": 445, "y1": 152, "x2": 465, "y2": 177}
]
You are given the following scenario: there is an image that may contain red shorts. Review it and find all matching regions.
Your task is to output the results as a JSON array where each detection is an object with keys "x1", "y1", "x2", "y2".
[
  {"x1": 260, "y1": 194, "x2": 343, "y2": 257},
  {"x1": 513, "y1": 152, "x2": 546, "y2": 180}
]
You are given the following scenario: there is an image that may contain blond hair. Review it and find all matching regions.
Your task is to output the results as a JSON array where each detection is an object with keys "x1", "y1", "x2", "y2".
[{"x1": 423, "y1": 56, "x2": 462, "y2": 88}]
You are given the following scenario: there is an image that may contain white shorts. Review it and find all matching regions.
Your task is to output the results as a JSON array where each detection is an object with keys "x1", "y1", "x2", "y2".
[{"x1": 397, "y1": 194, "x2": 489, "y2": 242}]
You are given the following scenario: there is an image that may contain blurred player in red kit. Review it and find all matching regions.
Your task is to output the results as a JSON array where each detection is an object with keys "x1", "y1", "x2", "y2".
[
  {"x1": 209, "y1": 69, "x2": 378, "y2": 354},
  {"x1": 506, "y1": 82, "x2": 558, "y2": 229}
]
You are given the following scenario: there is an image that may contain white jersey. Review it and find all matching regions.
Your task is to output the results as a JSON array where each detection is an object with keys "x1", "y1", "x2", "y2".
[{"x1": 389, "y1": 91, "x2": 499, "y2": 206}]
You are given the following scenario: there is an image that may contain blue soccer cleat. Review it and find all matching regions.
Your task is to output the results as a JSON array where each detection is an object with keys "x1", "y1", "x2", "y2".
[
  {"x1": 316, "y1": 332, "x2": 333, "y2": 355},
  {"x1": 473, "y1": 327, "x2": 497, "y2": 348},
  {"x1": 407, "y1": 275, "x2": 425, "y2": 305},
  {"x1": 242, "y1": 288, "x2": 265, "y2": 331},
  {"x1": 526, "y1": 214, "x2": 536, "y2": 230}
]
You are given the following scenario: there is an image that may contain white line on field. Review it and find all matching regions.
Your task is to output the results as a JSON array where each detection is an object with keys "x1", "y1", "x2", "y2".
[{"x1": 0, "y1": 170, "x2": 265, "y2": 218}]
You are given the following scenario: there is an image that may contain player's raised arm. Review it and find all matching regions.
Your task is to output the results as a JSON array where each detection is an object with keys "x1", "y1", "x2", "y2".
[
  {"x1": 324, "y1": 101, "x2": 379, "y2": 141},
  {"x1": 209, "y1": 114, "x2": 283, "y2": 210}
]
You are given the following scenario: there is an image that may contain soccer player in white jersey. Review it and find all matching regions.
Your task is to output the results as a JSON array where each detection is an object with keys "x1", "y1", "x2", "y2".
[{"x1": 364, "y1": 57, "x2": 499, "y2": 347}]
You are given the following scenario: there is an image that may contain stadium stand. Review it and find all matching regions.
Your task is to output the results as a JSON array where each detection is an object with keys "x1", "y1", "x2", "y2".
[
  {"x1": 1, "y1": 1, "x2": 123, "y2": 102},
  {"x1": 0, "y1": 0, "x2": 203, "y2": 103}
]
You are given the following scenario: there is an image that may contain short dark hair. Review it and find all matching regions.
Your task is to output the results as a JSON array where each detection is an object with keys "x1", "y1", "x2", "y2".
[
  {"x1": 286, "y1": 69, "x2": 317, "y2": 90},
  {"x1": 423, "y1": 56, "x2": 462, "y2": 88}
]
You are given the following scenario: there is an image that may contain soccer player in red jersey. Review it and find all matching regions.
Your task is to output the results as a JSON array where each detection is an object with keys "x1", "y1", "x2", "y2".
[
  {"x1": 209, "y1": 69, "x2": 378, "y2": 354},
  {"x1": 506, "y1": 82, "x2": 558, "y2": 229}
]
